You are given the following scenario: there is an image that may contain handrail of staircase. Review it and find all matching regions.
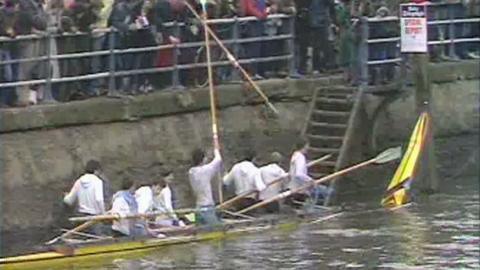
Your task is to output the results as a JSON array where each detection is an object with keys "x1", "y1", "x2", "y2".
[
  {"x1": 325, "y1": 17, "x2": 369, "y2": 206},
  {"x1": 301, "y1": 88, "x2": 320, "y2": 138}
]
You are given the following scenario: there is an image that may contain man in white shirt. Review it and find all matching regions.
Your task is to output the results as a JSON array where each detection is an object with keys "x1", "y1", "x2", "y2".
[
  {"x1": 111, "y1": 178, "x2": 149, "y2": 237},
  {"x1": 259, "y1": 152, "x2": 287, "y2": 213},
  {"x1": 152, "y1": 173, "x2": 184, "y2": 227},
  {"x1": 223, "y1": 149, "x2": 266, "y2": 211},
  {"x1": 188, "y1": 148, "x2": 223, "y2": 225},
  {"x1": 64, "y1": 160, "x2": 106, "y2": 235},
  {"x1": 135, "y1": 179, "x2": 154, "y2": 215},
  {"x1": 288, "y1": 138, "x2": 332, "y2": 206}
]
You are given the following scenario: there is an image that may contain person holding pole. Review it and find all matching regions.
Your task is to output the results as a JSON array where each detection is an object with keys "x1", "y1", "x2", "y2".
[
  {"x1": 258, "y1": 152, "x2": 287, "y2": 213},
  {"x1": 223, "y1": 149, "x2": 266, "y2": 211},
  {"x1": 287, "y1": 138, "x2": 333, "y2": 206},
  {"x1": 188, "y1": 148, "x2": 223, "y2": 225}
]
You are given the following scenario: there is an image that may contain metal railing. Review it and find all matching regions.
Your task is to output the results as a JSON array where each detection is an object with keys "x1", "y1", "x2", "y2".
[
  {"x1": 357, "y1": 1, "x2": 479, "y2": 86},
  {"x1": 0, "y1": 14, "x2": 295, "y2": 103}
]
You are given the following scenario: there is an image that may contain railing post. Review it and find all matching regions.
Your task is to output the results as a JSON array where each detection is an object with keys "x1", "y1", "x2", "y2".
[
  {"x1": 43, "y1": 31, "x2": 55, "y2": 103},
  {"x1": 287, "y1": 15, "x2": 296, "y2": 77},
  {"x1": 448, "y1": 5, "x2": 457, "y2": 59},
  {"x1": 359, "y1": 17, "x2": 369, "y2": 87},
  {"x1": 172, "y1": 21, "x2": 180, "y2": 89},
  {"x1": 107, "y1": 28, "x2": 118, "y2": 96},
  {"x1": 231, "y1": 16, "x2": 241, "y2": 81}
]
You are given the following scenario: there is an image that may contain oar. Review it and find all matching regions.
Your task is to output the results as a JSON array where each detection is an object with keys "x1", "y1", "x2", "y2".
[
  {"x1": 216, "y1": 154, "x2": 332, "y2": 210},
  {"x1": 46, "y1": 220, "x2": 97, "y2": 245},
  {"x1": 183, "y1": 1, "x2": 279, "y2": 115},
  {"x1": 69, "y1": 208, "x2": 197, "y2": 223},
  {"x1": 237, "y1": 147, "x2": 402, "y2": 214},
  {"x1": 197, "y1": 0, "x2": 223, "y2": 204}
]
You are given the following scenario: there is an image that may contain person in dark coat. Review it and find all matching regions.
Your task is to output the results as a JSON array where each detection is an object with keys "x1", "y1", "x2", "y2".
[
  {"x1": 13, "y1": 0, "x2": 48, "y2": 106},
  {"x1": 296, "y1": 0, "x2": 336, "y2": 75}
]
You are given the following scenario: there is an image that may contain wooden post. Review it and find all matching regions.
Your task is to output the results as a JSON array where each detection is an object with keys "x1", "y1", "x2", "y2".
[{"x1": 411, "y1": 53, "x2": 439, "y2": 193}]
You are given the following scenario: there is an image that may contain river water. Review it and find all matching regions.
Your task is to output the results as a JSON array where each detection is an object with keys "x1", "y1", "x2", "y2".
[{"x1": 4, "y1": 134, "x2": 480, "y2": 269}]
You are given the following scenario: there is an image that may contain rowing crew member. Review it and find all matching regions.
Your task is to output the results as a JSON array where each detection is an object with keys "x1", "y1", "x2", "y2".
[
  {"x1": 258, "y1": 152, "x2": 287, "y2": 213},
  {"x1": 223, "y1": 149, "x2": 266, "y2": 211},
  {"x1": 135, "y1": 171, "x2": 185, "y2": 228},
  {"x1": 63, "y1": 160, "x2": 106, "y2": 234},
  {"x1": 151, "y1": 173, "x2": 185, "y2": 227},
  {"x1": 111, "y1": 178, "x2": 150, "y2": 237},
  {"x1": 188, "y1": 148, "x2": 223, "y2": 225},
  {"x1": 288, "y1": 138, "x2": 333, "y2": 206}
]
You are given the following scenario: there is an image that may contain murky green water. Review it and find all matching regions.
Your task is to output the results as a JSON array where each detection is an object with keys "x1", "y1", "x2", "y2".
[{"x1": 3, "y1": 135, "x2": 480, "y2": 269}]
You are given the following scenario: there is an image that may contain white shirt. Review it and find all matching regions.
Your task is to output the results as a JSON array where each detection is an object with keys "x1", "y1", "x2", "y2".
[
  {"x1": 288, "y1": 151, "x2": 312, "y2": 192},
  {"x1": 223, "y1": 161, "x2": 266, "y2": 198},
  {"x1": 153, "y1": 185, "x2": 178, "y2": 220},
  {"x1": 110, "y1": 192, "x2": 133, "y2": 236},
  {"x1": 135, "y1": 186, "x2": 153, "y2": 214},
  {"x1": 63, "y1": 173, "x2": 105, "y2": 215},
  {"x1": 189, "y1": 150, "x2": 222, "y2": 207},
  {"x1": 259, "y1": 163, "x2": 287, "y2": 201}
]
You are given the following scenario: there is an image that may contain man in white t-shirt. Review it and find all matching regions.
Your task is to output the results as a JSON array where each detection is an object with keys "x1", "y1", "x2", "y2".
[
  {"x1": 288, "y1": 138, "x2": 332, "y2": 206},
  {"x1": 259, "y1": 152, "x2": 287, "y2": 213},
  {"x1": 188, "y1": 148, "x2": 223, "y2": 225},
  {"x1": 223, "y1": 149, "x2": 266, "y2": 211}
]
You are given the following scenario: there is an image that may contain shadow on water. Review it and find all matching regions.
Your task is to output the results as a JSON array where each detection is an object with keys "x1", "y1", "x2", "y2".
[{"x1": 2, "y1": 134, "x2": 479, "y2": 269}]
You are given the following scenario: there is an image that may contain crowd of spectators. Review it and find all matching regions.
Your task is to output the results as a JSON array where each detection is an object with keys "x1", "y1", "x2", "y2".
[{"x1": 0, "y1": 0, "x2": 478, "y2": 107}]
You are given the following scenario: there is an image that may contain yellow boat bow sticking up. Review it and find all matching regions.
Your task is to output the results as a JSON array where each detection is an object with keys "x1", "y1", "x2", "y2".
[{"x1": 381, "y1": 112, "x2": 431, "y2": 208}]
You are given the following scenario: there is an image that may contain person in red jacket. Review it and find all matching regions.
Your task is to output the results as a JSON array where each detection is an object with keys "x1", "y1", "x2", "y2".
[{"x1": 239, "y1": 0, "x2": 267, "y2": 80}]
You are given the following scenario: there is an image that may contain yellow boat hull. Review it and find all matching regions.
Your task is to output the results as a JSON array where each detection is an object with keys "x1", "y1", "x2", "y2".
[{"x1": 1, "y1": 217, "x2": 301, "y2": 269}]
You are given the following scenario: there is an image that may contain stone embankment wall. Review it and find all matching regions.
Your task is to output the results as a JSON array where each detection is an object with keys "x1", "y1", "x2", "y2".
[{"x1": 0, "y1": 61, "x2": 478, "y2": 233}]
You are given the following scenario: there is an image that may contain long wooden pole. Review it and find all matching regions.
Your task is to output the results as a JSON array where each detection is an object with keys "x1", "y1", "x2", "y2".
[
  {"x1": 46, "y1": 220, "x2": 97, "y2": 245},
  {"x1": 216, "y1": 154, "x2": 332, "y2": 210},
  {"x1": 183, "y1": 1, "x2": 279, "y2": 115},
  {"x1": 200, "y1": 2, "x2": 223, "y2": 203},
  {"x1": 237, "y1": 147, "x2": 401, "y2": 214},
  {"x1": 69, "y1": 208, "x2": 197, "y2": 223}
]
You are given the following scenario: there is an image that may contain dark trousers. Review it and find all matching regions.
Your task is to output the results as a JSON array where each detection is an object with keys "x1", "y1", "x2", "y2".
[
  {"x1": 298, "y1": 25, "x2": 335, "y2": 73},
  {"x1": 243, "y1": 21, "x2": 265, "y2": 75}
]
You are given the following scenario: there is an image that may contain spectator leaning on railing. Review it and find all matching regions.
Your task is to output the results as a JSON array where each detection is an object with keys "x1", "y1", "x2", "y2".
[
  {"x1": 14, "y1": 0, "x2": 48, "y2": 106},
  {"x1": 239, "y1": 0, "x2": 268, "y2": 80}
]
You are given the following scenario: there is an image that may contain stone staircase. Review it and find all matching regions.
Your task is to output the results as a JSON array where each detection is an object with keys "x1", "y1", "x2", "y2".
[{"x1": 302, "y1": 86, "x2": 358, "y2": 179}]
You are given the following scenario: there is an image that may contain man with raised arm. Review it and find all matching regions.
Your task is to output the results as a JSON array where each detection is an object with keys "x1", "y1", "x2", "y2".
[
  {"x1": 188, "y1": 147, "x2": 223, "y2": 225},
  {"x1": 223, "y1": 149, "x2": 266, "y2": 211}
]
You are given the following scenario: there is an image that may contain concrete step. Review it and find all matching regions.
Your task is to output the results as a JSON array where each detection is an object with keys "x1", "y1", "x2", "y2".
[
  {"x1": 308, "y1": 121, "x2": 347, "y2": 137},
  {"x1": 307, "y1": 134, "x2": 344, "y2": 148},
  {"x1": 315, "y1": 97, "x2": 353, "y2": 111},
  {"x1": 308, "y1": 147, "x2": 340, "y2": 155},
  {"x1": 309, "y1": 121, "x2": 347, "y2": 129},
  {"x1": 311, "y1": 109, "x2": 351, "y2": 123},
  {"x1": 319, "y1": 86, "x2": 357, "y2": 93}
]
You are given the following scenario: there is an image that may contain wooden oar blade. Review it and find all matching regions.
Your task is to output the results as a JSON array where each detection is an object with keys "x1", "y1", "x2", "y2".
[{"x1": 373, "y1": 146, "x2": 402, "y2": 164}]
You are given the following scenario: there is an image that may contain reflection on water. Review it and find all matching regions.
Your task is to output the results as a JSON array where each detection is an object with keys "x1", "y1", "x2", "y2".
[{"x1": 4, "y1": 135, "x2": 480, "y2": 269}]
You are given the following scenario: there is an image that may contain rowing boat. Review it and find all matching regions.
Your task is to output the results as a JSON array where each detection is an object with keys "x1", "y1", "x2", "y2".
[{"x1": 0, "y1": 209, "x2": 337, "y2": 270}]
